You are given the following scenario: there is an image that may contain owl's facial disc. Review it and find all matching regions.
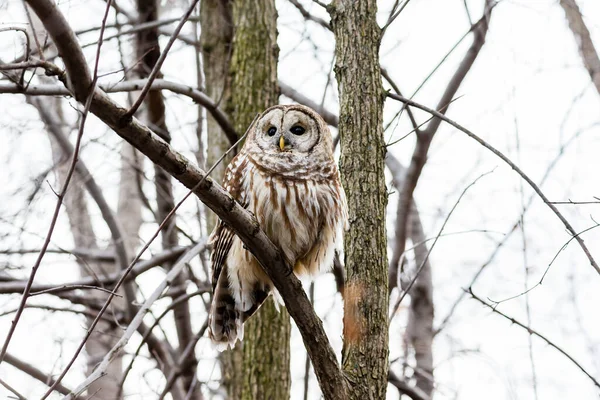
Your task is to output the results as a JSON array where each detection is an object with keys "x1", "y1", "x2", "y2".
[{"x1": 253, "y1": 108, "x2": 320, "y2": 155}]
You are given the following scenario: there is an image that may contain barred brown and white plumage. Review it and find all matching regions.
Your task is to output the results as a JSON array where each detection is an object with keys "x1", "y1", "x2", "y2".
[{"x1": 208, "y1": 104, "x2": 348, "y2": 349}]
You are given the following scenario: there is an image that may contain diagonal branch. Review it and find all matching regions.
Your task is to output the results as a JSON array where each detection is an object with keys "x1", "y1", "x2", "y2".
[
  {"x1": 4, "y1": 353, "x2": 74, "y2": 396},
  {"x1": 389, "y1": 1, "x2": 493, "y2": 291},
  {"x1": 469, "y1": 289, "x2": 600, "y2": 388},
  {"x1": 23, "y1": 1, "x2": 347, "y2": 398},
  {"x1": 386, "y1": 92, "x2": 600, "y2": 276}
]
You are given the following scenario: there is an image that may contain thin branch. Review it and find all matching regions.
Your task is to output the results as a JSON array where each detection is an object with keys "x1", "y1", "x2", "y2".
[
  {"x1": 387, "y1": 92, "x2": 600, "y2": 276},
  {"x1": 390, "y1": 170, "x2": 494, "y2": 320},
  {"x1": 288, "y1": 0, "x2": 331, "y2": 30},
  {"x1": 0, "y1": 377, "x2": 26, "y2": 400},
  {"x1": 64, "y1": 241, "x2": 207, "y2": 400},
  {"x1": 388, "y1": 371, "x2": 430, "y2": 400},
  {"x1": 124, "y1": 0, "x2": 200, "y2": 118},
  {"x1": 381, "y1": 0, "x2": 412, "y2": 33},
  {"x1": 0, "y1": 79, "x2": 238, "y2": 145},
  {"x1": 0, "y1": 246, "x2": 188, "y2": 294},
  {"x1": 389, "y1": 1, "x2": 493, "y2": 292},
  {"x1": 158, "y1": 321, "x2": 209, "y2": 399},
  {"x1": 4, "y1": 352, "x2": 74, "y2": 396},
  {"x1": 469, "y1": 288, "x2": 600, "y2": 388}
]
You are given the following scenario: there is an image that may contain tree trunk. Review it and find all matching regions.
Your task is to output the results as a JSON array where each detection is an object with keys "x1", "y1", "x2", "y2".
[
  {"x1": 330, "y1": 1, "x2": 390, "y2": 399},
  {"x1": 201, "y1": 0, "x2": 235, "y2": 230},
  {"x1": 406, "y1": 204, "x2": 434, "y2": 396},
  {"x1": 230, "y1": 1, "x2": 291, "y2": 399},
  {"x1": 199, "y1": 1, "x2": 245, "y2": 397}
]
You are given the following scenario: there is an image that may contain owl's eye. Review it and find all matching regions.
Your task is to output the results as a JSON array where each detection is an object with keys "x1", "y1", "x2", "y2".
[
  {"x1": 290, "y1": 125, "x2": 305, "y2": 135},
  {"x1": 267, "y1": 127, "x2": 277, "y2": 136}
]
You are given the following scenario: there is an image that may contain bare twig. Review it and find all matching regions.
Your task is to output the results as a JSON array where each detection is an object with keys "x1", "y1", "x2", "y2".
[
  {"x1": 0, "y1": 245, "x2": 187, "y2": 294},
  {"x1": 387, "y1": 92, "x2": 600, "y2": 276},
  {"x1": 288, "y1": 0, "x2": 331, "y2": 30},
  {"x1": 381, "y1": 0, "x2": 412, "y2": 33},
  {"x1": 0, "y1": 79, "x2": 238, "y2": 145},
  {"x1": 390, "y1": 170, "x2": 493, "y2": 320},
  {"x1": 124, "y1": 0, "x2": 200, "y2": 119},
  {"x1": 435, "y1": 122, "x2": 597, "y2": 334},
  {"x1": 0, "y1": 377, "x2": 26, "y2": 400},
  {"x1": 469, "y1": 288, "x2": 600, "y2": 388},
  {"x1": 4, "y1": 352, "x2": 74, "y2": 396},
  {"x1": 389, "y1": 0, "x2": 494, "y2": 292},
  {"x1": 64, "y1": 241, "x2": 208, "y2": 400},
  {"x1": 158, "y1": 321, "x2": 209, "y2": 399},
  {"x1": 388, "y1": 370, "x2": 431, "y2": 400}
]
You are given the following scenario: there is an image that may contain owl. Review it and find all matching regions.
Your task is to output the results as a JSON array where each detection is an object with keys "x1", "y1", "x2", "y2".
[{"x1": 208, "y1": 104, "x2": 348, "y2": 349}]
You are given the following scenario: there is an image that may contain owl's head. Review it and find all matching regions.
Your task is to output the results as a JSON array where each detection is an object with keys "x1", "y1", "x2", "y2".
[{"x1": 247, "y1": 104, "x2": 332, "y2": 157}]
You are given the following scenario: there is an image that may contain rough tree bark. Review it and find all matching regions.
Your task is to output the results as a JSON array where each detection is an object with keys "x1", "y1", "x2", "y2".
[
  {"x1": 330, "y1": 1, "x2": 390, "y2": 399},
  {"x1": 134, "y1": 1, "x2": 199, "y2": 396},
  {"x1": 200, "y1": 0, "x2": 245, "y2": 397},
  {"x1": 560, "y1": 0, "x2": 600, "y2": 96},
  {"x1": 228, "y1": 1, "x2": 292, "y2": 399},
  {"x1": 201, "y1": 0, "x2": 234, "y2": 230}
]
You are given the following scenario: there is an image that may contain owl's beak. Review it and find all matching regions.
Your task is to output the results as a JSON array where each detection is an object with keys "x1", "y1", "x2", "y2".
[{"x1": 279, "y1": 135, "x2": 286, "y2": 151}]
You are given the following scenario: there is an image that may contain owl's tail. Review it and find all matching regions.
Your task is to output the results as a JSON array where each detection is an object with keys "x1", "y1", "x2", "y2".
[{"x1": 208, "y1": 268, "x2": 271, "y2": 351}]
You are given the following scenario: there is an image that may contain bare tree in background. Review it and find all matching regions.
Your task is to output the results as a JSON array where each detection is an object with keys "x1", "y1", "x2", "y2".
[{"x1": 0, "y1": 0, "x2": 599, "y2": 399}]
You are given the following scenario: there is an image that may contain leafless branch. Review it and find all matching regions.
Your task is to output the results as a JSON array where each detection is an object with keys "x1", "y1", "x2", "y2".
[
  {"x1": 387, "y1": 92, "x2": 600, "y2": 276},
  {"x1": 388, "y1": 370, "x2": 431, "y2": 400},
  {"x1": 0, "y1": 377, "x2": 26, "y2": 400},
  {"x1": 4, "y1": 352, "x2": 74, "y2": 396},
  {"x1": 390, "y1": 170, "x2": 493, "y2": 320},
  {"x1": 64, "y1": 241, "x2": 207, "y2": 400},
  {"x1": 0, "y1": 79, "x2": 238, "y2": 145},
  {"x1": 288, "y1": 0, "x2": 331, "y2": 30},
  {"x1": 0, "y1": 246, "x2": 189, "y2": 294},
  {"x1": 469, "y1": 288, "x2": 600, "y2": 388},
  {"x1": 389, "y1": 1, "x2": 494, "y2": 292},
  {"x1": 124, "y1": 0, "x2": 200, "y2": 118}
]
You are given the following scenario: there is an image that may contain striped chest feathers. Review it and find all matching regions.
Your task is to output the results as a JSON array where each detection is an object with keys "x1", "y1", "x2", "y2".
[{"x1": 243, "y1": 163, "x2": 324, "y2": 265}]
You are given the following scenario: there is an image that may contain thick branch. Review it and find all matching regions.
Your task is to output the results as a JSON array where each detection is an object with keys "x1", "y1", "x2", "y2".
[{"x1": 23, "y1": 1, "x2": 346, "y2": 397}]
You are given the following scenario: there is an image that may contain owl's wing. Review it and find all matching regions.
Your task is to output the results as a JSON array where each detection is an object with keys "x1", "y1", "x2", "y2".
[
  {"x1": 209, "y1": 154, "x2": 248, "y2": 291},
  {"x1": 210, "y1": 222, "x2": 235, "y2": 291}
]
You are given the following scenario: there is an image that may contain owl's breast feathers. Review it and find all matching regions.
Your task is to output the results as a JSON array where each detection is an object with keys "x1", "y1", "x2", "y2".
[{"x1": 208, "y1": 150, "x2": 347, "y2": 349}]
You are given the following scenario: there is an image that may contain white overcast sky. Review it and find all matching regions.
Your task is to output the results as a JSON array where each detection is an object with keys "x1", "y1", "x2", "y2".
[{"x1": 0, "y1": 0, "x2": 599, "y2": 399}]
